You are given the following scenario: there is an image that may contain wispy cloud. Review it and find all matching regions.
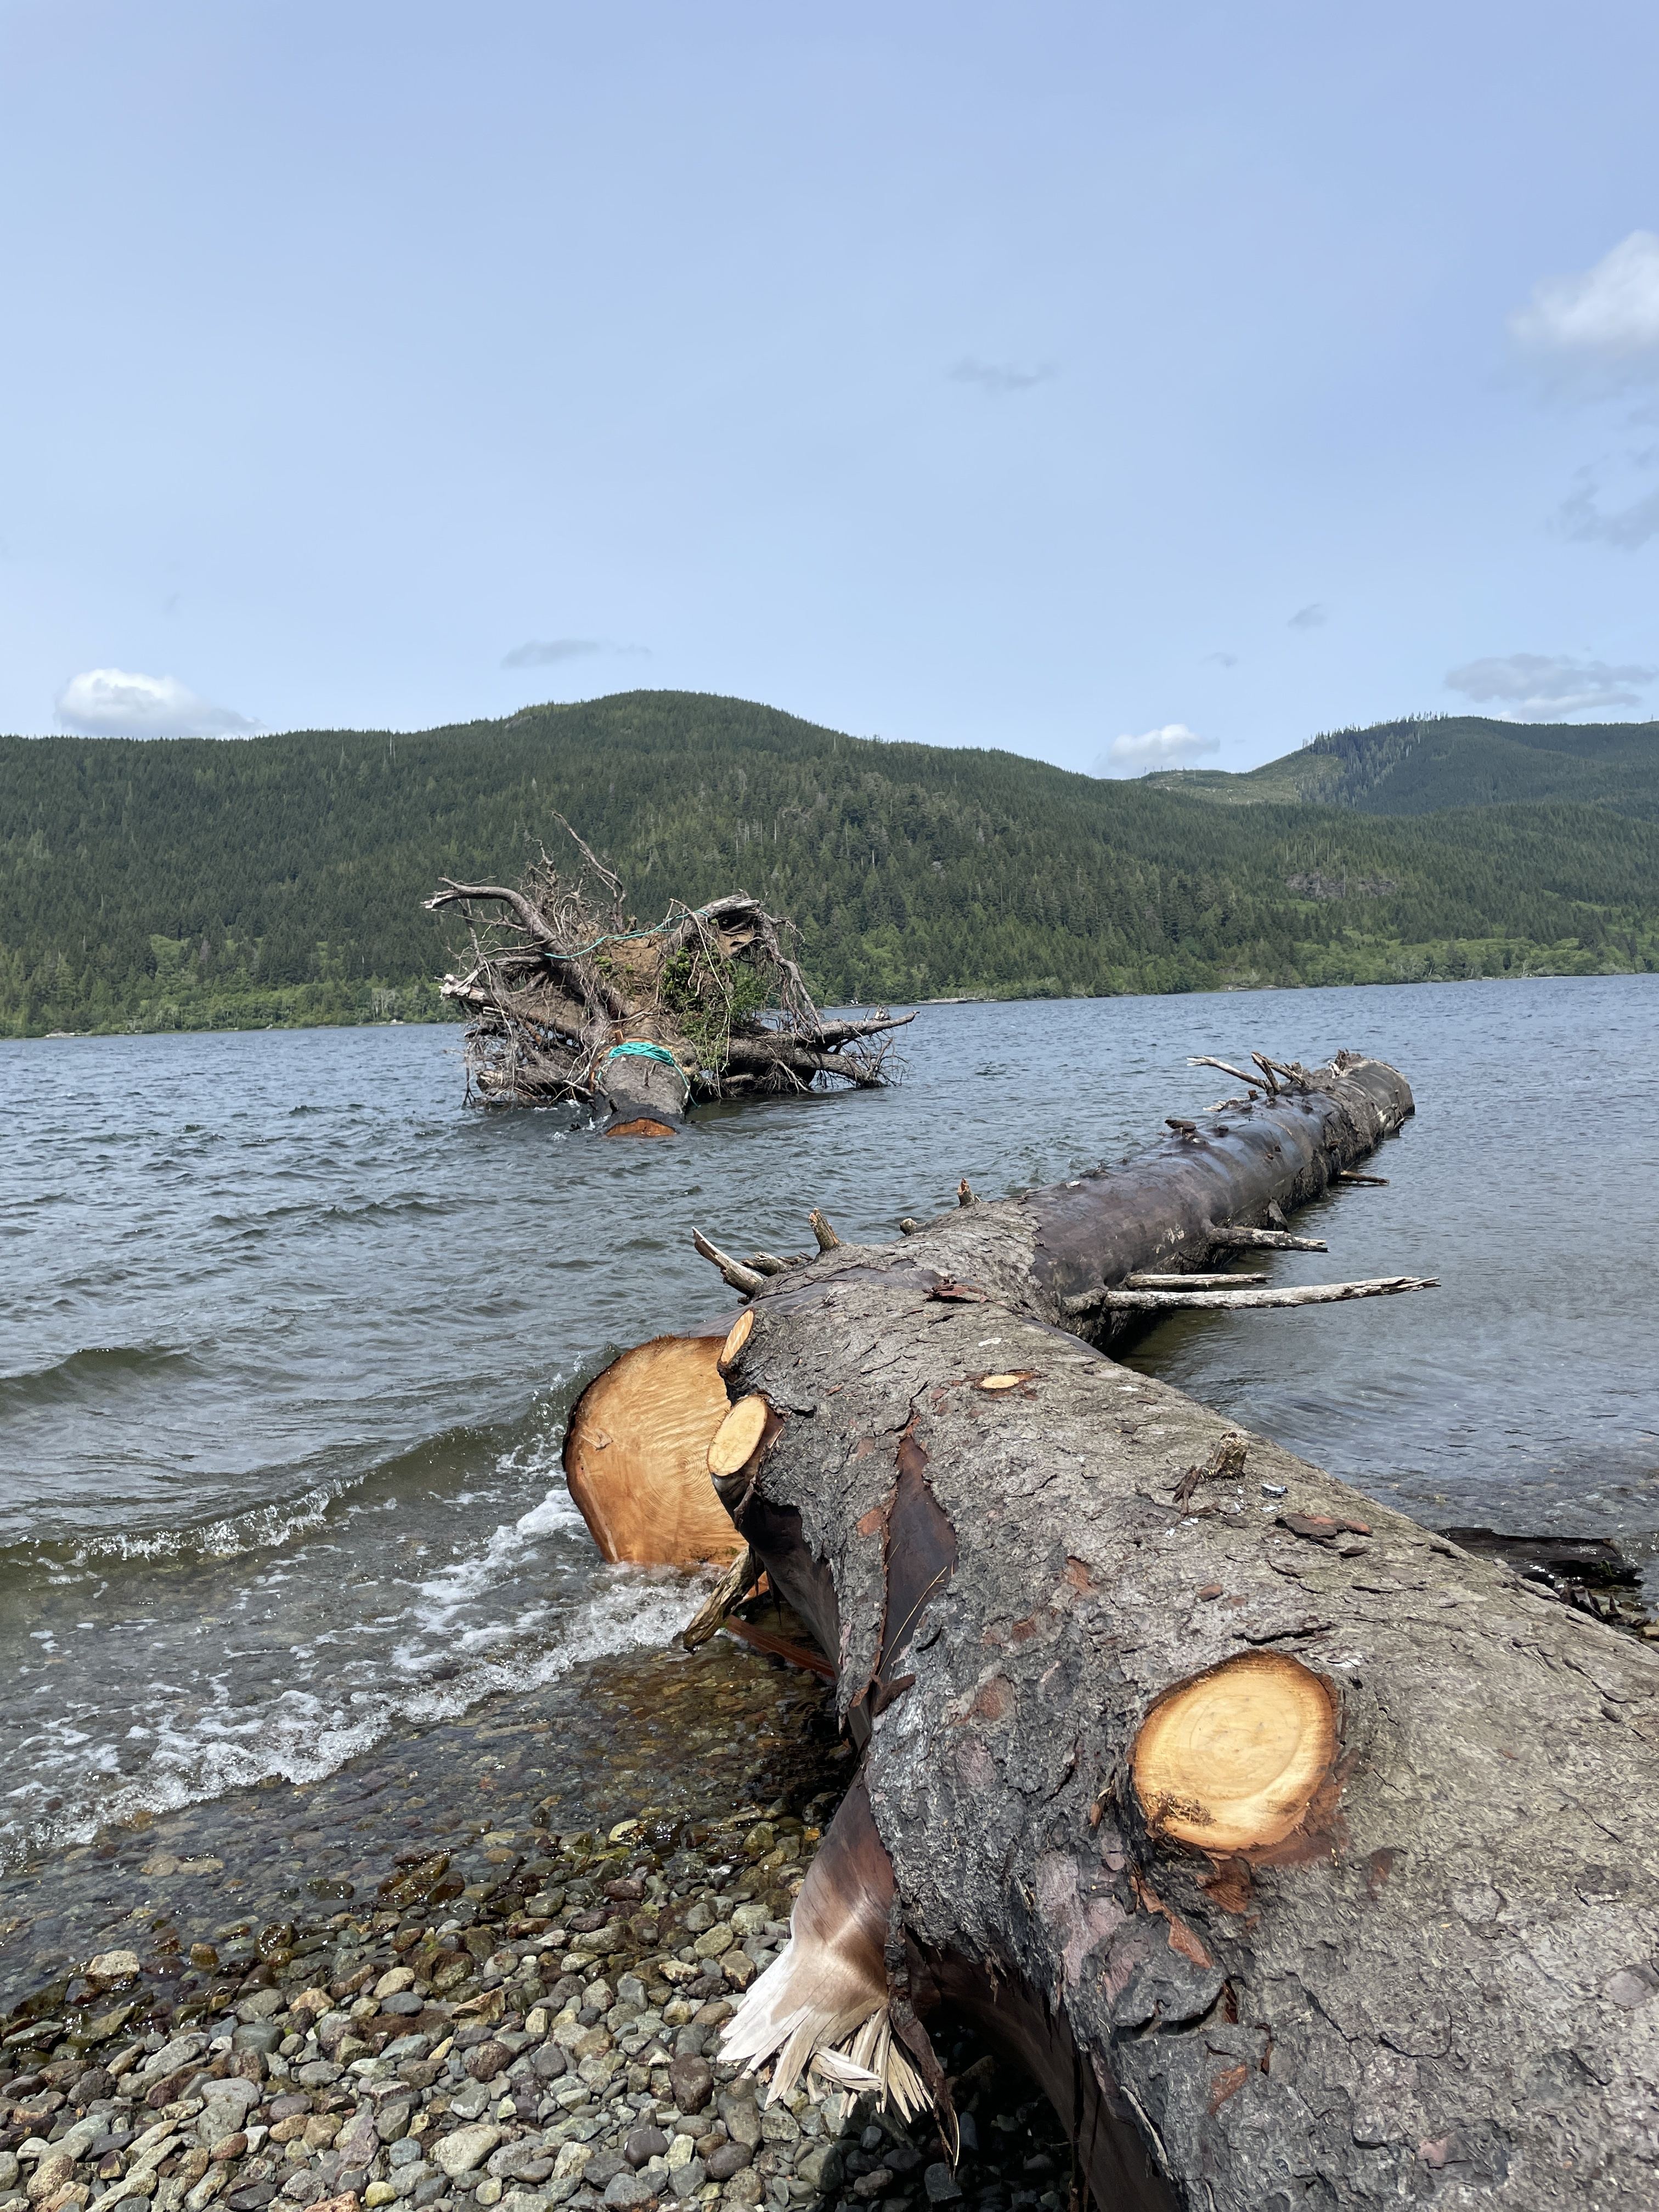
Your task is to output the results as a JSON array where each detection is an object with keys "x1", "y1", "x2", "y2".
[
  {"x1": 1288, "y1": 602, "x2": 1328, "y2": 630},
  {"x1": 1554, "y1": 478, "x2": 1659, "y2": 550},
  {"x1": 1444, "y1": 651, "x2": 1656, "y2": 721},
  {"x1": 1104, "y1": 723, "x2": 1220, "y2": 775},
  {"x1": 1510, "y1": 230, "x2": 1659, "y2": 383},
  {"x1": 947, "y1": 357, "x2": 1057, "y2": 397},
  {"x1": 55, "y1": 668, "x2": 255, "y2": 738},
  {"x1": 1203, "y1": 650, "x2": 1239, "y2": 668},
  {"x1": 502, "y1": 637, "x2": 650, "y2": 669}
]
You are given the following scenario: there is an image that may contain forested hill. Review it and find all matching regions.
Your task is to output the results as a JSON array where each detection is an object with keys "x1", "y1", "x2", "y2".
[
  {"x1": 3, "y1": 691, "x2": 1657, "y2": 1036},
  {"x1": 1145, "y1": 713, "x2": 1659, "y2": 816}
]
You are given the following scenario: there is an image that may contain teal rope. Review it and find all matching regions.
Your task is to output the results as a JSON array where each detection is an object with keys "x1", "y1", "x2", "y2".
[
  {"x1": 568, "y1": 915, "x2": 677, "y2": 958},
  {"x1": 605, "y1": 1040, "x2": 691, "y2": 1094}
]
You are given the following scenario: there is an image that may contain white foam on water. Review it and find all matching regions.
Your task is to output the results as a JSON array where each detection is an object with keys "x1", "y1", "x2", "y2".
[
  {"x1": 410, "y1": 1489, "x2": 584, "y2": 1630},
  {"x1": 0, "y1": 1380, "x2": 646, "y2": 1872},
  {"x1": 0, "y1": 1559, "x2": 696, "y2": 1871},
  {"x1": 62, "y1": 1484, "x2": 343, "y2": 1565}
]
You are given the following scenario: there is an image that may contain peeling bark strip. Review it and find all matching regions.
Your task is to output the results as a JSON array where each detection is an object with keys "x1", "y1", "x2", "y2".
[
  {"x1": 851, "y1": 1426, "x2": 959, "y2": 1723},
  {"x1": 567, "y1": 1052, "x2": 1659, "y2": 2209}
]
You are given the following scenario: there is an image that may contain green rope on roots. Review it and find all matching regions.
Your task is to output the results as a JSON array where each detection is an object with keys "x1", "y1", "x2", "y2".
[
  {"x1": 569, "y1": 915, "x2": 677, "y2": 958},
  {"x1": 603, "y1": 1040, "x2": 692, "y2": 1094}
]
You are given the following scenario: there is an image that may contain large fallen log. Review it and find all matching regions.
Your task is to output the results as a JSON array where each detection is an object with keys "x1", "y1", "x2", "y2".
[{"x1": 563, "y1": 1051, "x2": 1659, "y2": 2208}]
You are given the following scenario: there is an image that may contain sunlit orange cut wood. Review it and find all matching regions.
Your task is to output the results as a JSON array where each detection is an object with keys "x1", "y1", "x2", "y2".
[
  {"x1": 1131, "y1": 1650, "x2": 1335, "y2": 1854},
  {"x1": 562, "y1": 1335, "x2": 742, "y2": 1564},
  {"x1": 707, "y1": 1395, "x2": 771, "y2": 1478},
  {"x1": 717, "y1": 1310, "x2": 754, "y2": 1373}
]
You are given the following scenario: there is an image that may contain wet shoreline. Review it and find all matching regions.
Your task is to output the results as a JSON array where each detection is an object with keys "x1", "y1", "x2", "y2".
[
  {"x1": 1, "y1": 1635, "x2": 1070, "y2": 2212},
  {"x1": 1, "y1": 1632, "x2": 845, "y2": 2015}
]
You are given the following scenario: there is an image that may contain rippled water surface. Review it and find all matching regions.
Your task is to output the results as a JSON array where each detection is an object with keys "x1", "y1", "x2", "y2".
[{"x1": 4, "y1": 978, "x2": 1657, "y2": 1871}]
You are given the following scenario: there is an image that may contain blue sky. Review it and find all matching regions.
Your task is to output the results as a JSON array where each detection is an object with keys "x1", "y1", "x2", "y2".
[{"x1": 3, "y1": 1, "x2": 1657, "y2": 774}]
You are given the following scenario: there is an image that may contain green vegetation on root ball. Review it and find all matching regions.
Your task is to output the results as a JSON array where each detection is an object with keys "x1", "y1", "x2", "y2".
[{"x1": 2, "y1": 692, "x2": 1656, "y2": 1037}]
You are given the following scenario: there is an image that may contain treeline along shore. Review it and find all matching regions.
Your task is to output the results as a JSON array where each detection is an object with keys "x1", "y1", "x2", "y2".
[{"x1": 3, "y1": 696, "x2": 1657, "y2": 1036}]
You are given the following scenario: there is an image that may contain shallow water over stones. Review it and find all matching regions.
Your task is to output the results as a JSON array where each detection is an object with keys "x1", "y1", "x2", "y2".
[
  {"x1": 0, "y1": 1630, "x2": 1068, "y2": 2212},
  {"x1": 0, "y1": 1633, "x2": 841, "y2": 2010}
]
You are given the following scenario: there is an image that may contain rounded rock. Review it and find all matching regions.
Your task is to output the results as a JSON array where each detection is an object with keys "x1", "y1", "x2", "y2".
[
  {"x1": 602, "y1": 2176, "x2": 654, "y2": 2210},
  {"x1": 433, "y1": 2125, "x2": 505, "y2": 2180},
  {"x1": 666, "y1": 2057, "x2": 713, "y2": 2115},
  {"x1": 623, "y1": 2130, "x2": 669, "y2": 2171}
]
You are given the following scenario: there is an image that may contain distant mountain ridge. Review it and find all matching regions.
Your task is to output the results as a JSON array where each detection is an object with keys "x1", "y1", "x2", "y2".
[
  {"x1": 1144, "y1": 714, "x2": 1659, "y2": 818},
  {"x1": 2, "y1": 692, "x2": 1656, "y2": 1036}
]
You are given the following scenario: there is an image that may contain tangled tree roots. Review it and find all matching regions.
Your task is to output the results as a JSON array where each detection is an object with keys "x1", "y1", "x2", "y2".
[{"x1": 425, "y1": 822, "x2": 912, "y2": 1130}]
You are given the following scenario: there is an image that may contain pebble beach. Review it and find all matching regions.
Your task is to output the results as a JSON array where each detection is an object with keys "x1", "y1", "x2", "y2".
[{"x1": 1, "y1": 1637, "x2": 1069, "y2": 2212}]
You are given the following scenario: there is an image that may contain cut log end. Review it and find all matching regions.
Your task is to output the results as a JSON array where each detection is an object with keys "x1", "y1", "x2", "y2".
[
  {"x1": 708, "y1": 1393, "x2": 772, "y2": 1478},
  {"x1": 718, "y1": 1309, "x2": 755, "y2": 1374},
  {"x1": 562, "y1": 1335, "x2": 743, "y2": 1565},
  {"x1": 1132, "y1": 1650, "x2": 1336, "y2": 1855}
]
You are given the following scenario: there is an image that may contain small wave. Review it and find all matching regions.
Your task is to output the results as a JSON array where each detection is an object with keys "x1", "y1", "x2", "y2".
[
  {"x1": 0, "y1": 1391, "x2": 577, "y2": 1576},
  {"x1": 0, "y1": 1568, "x2": 698, "y2": 1871},
  {"x1": 208, "y1": 1193, "x2": 455, "y2": 1234},
  {"x1": 67, "y1": 1486, "x2": 345, "y2": 1565},
  {"x1": 320, "y1": 1195, "x2": 455, "y2": 1222},
  {"x1": 0, "y1": 1344, "x2": 194, "y2": 1412},
  {"x1": 409, "y1": 1486, "x2": 584, "y2": 1627}
]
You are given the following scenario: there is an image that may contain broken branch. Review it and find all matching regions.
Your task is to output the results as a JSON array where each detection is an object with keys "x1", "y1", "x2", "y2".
[
  {"x1": 1107, "y1": 1274, "x2": 1437, "y2": 1312},
  {"x1": 692, "y1": 1228, "x2": 766, "y2": 1297},
  {"x1": 1210, "y1": 1226, "x2": 1328, "y2": 1251},
  {"x1": 679, "y1": 1544, "x2": 763, "y2": 1650}
]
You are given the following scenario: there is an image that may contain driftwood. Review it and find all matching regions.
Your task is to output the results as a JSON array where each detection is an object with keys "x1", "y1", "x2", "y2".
[
  {"x1": 425, "y1": 823, "x2": 911, "y2": 1130},
  {"x1": 1125, "y1": 1272, "x2": 1269, "y2": 1290},
  {"x1": 1103, "y1": 1274, "x2": 1437, "y2": 1312},
  {"x1": 559, "y1": 1046, "x2": 1659, "y2": 2208}
]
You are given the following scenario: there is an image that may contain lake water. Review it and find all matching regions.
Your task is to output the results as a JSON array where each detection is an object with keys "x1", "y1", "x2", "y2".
[{"x1": 4, "y1": 977, "x2": 1657, "y2": 1879}]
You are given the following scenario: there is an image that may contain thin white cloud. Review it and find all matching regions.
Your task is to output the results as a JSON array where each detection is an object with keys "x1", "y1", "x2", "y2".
[
  {"x1": 1444, "y1": 651, "x2": 1656, "y2": 722},
  {"x1": 1105, "y1": 723, "x2": 1220, "y2": 775},
  {"x1": 1510, "y1": 231, "x2": 1659, "y2": 370},
  {"x1": 1555, "y1": 478, "x2": 1659, "y2": 550},
  {"x1": 1288, "y1": 602, "x2": 1328, "y2": 630},
  {"x1": 947, "y1": 357, "x2": 1057, "y2": 396},
  {"x1": 502, "y1": 637, "x2": 650, "y2": 668},
  {"x1": 55, "y1": 668, "x2": 255, "y2": 737}
]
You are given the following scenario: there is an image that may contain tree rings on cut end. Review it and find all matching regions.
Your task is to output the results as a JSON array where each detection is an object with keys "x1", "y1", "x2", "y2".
[
  {"x1": 562, "y1": 1335, "x2": 743, "y2": 1565},
  {"x1": 1131, "y1": 1651, "x2": 1336, "y2": 1854},
  {"x1": 708, "y1": 1395, "x2": 771, "y2": 1477},
  {"x1": 718, "y1": 1310, "x2": 755, "y2": 1374}
]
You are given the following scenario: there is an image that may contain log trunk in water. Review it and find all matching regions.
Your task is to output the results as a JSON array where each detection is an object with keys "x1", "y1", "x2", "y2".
[
  {"x1": 597, "y1": 1045, "x2": 693, "y2": 1135},
  {"x1": 569, "y1": 1053, "x2": 1659, "y2": 2209}
]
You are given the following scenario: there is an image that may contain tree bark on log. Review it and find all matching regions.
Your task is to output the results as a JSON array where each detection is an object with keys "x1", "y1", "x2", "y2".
[{"x1": 567, "y1": 1051, "x2": 1659, "y2": 2208}]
